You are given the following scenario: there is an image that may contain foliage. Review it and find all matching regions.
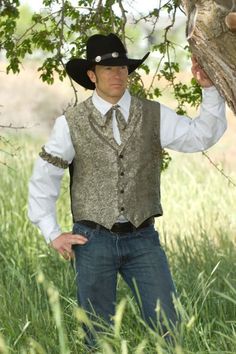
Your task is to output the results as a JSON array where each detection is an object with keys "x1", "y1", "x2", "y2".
[
  {"x1": 0, "y1": 135, "x2": 236, "y2": 353},
  {"x1": 0, "y1": 0, "x2": 202, "y2": 106}
]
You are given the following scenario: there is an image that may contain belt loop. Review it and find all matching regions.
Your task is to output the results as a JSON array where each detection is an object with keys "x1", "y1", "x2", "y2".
[{"x1": 96, "y1": 224, "x2": 101, "y2": 232}]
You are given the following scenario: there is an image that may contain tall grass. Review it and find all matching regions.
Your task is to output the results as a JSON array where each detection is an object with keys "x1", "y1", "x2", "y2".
[{"x1": 0, "y1": 133, "x2": 236, "y2": 353}]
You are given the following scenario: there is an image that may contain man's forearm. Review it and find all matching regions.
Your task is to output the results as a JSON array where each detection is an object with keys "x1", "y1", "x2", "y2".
[{"x1": 28, "y1": 157, "x2": 64, "y2": 243}]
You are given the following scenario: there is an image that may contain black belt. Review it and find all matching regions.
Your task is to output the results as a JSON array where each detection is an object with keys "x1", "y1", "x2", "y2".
[{"x1": 77, "y1": 217, "x2": 154, "y2": 235}]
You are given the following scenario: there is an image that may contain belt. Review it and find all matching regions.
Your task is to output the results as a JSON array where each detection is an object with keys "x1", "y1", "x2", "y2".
[{"x1": 78, "y1": 217, "x2": 154, "y2": 235}]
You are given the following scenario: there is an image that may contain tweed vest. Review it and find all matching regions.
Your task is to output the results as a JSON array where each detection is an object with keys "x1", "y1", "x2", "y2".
[{"x1": 65, "y1": 95, "x2": 163, "y2": 229}]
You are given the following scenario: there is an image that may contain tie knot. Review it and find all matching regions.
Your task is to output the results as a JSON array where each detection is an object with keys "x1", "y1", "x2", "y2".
[
  {"x1": 104, "y1": 104, "x2": 127, "y2": 132},
  {"x1": 112, "y1": 104, "x2": 120, "y2": 111},
  {"x1": 104, "y1": 105, "x2": 120, "y2": 124}
]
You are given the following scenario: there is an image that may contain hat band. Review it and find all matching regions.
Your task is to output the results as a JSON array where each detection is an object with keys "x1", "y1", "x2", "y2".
[{"x1": 92, "y1": 52, "x2": 128, "y2": 63}]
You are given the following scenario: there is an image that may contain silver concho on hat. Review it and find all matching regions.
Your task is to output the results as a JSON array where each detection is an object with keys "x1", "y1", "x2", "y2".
[
  {"x1": 95, "y1": 56, "x2": 102, "y2": 63},
  {"x1": 112, "y1": 52, "x2": 119, "y2": 58}
]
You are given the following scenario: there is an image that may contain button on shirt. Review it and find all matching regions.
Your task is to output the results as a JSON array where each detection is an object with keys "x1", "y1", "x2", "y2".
[{"x1": 28, "y1": 88, "x2": 226, "y2": 243}]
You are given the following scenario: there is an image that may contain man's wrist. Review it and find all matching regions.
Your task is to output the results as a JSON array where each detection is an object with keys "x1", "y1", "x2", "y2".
[
  {"x1": 202, "y1": 86, "x2": 225, "y2": 101},
  {"x1": 47, "y1": 231, "x2": 62, "y2": 244},
  {"x1": 37, "y1": 216, "x2": 62, "y2": 244}
]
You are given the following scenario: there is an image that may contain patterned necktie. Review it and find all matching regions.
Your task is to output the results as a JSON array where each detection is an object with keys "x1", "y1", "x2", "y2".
[{"x1": 104, "y1": 105, "x2": 127, "y2": 143}]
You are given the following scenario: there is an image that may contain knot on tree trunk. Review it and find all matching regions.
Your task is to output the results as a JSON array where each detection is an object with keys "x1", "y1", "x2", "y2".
[{"x1": 225, "y1": 12, "x2": 236, "y2": 31}]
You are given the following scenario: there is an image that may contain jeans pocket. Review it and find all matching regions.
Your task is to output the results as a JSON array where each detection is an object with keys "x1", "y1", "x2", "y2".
[
  {"x1": 72, "y1": 223, "x2": 96, "y2": 247},
  {"x1": 152, "y1": 229, "x2": 161, "y2": 247},
  {"x1": 136, "y1": 225, "x2": 161, "y2": 247}
]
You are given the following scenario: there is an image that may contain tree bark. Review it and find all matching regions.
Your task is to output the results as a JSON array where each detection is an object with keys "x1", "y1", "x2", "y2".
[{"x1": 181, "y1": 0, "x2": 236, "y2": 115}]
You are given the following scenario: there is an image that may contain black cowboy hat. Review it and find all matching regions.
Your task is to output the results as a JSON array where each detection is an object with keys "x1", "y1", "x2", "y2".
[{"x1": 65, "y1": 33, "x2": 150, "y2": 90}]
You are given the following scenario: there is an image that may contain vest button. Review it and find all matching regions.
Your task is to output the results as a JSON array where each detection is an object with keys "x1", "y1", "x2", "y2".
[
  {"x1": 120, "y1": 189, "x2": 124, "y2": 194},
  {"x1": 120, "y1": 171, "x2": 124, "y2": 176},
  {"x1": 121, "y1": 207, "x2": 125, "y2": 211},
  {"x1": 119, "y1": 154, "x2": 124, "y2": 158}
]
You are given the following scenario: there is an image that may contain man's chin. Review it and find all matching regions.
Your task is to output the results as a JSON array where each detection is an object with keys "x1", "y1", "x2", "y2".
[{"x1": 110, "y1": 87, "x2": 126, "y2": 96}]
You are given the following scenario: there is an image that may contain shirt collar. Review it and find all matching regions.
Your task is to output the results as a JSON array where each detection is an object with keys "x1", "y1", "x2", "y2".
[{"x1": 92, "y1": 89, "x2": 131, "y2": 120}]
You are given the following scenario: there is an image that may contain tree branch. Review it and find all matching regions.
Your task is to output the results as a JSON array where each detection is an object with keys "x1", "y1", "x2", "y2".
[
  {"x1": 117, "y1": 0, "x2": 127, "y2": 41},
  {"x1": 202, "y1": 151, "x2": 236, "y2": 188},
  {"x1": 0, "y1": 123, "x2": 27, "y2": 129}
]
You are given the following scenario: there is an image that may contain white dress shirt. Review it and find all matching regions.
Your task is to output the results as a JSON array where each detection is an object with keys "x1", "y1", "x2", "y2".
[{"x1": 28, "y1": 87, "x2": 226, "y2": 243}]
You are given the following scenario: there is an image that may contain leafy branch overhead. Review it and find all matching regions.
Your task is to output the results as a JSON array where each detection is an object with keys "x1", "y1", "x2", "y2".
[
  {"x1": 0, "y1": 0, "x2": 201, "y2": 111},
  {"x1": 1, "y1": 0, "x2": 235, "y2": 115}
]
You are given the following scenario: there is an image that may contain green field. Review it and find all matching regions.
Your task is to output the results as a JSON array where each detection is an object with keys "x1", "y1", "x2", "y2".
[{"x1": 0, "y1": 134, "x2": 236, "y2": 354}]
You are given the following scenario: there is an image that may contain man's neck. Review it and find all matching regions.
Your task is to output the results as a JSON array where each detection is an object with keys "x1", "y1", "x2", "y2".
[{"x1": 95, "y1": 89, "x2": 126, "y2": 105}]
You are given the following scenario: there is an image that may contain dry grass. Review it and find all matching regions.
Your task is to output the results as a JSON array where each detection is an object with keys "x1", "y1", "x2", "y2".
[{"x1": 0, "y1": 61, "x2": 89, "y2": 135}]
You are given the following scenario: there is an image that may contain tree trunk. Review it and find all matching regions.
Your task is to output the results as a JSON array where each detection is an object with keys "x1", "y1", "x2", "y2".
[{"x1": 181, "y1": 0, "x2": 236, "y2": 115}]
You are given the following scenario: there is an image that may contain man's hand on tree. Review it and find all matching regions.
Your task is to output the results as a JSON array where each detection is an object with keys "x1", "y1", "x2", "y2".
[
  {"x1": 191, "y1": 56, "x2": 213, "y2": 88},
  {"x1": 50, "y1": 232, "x2": 88, "y2": 260}
]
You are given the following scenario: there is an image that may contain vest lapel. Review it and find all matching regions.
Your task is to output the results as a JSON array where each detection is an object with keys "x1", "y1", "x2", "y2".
[
  {"x1": 84, "y1": 96, "x2": 143, "y2": 152},
  {"x1": 118, "y1": 96, "x2": 142, "y2": 153},
  {"x1": 85, "y1": 97, "x2": 118, "y2": 150}
]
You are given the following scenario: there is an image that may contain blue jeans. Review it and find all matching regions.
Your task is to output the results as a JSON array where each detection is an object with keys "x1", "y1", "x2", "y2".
[{"x1": 72, "y1": 222, "x2": 177, "y2": 338}]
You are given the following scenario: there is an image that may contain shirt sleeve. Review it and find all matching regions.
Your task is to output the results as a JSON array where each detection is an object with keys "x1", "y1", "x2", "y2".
[
  {"x1": 160, "y1": 86, "x2": 227, "y2": 152},
  {"x1": 28, "y1": 115, "x2": 75, "y2": 243}
]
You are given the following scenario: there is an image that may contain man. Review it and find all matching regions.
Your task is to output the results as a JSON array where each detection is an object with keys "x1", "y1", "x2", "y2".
[{"x1": 28, "y1": 33, "x2": 226, "y2": 343}]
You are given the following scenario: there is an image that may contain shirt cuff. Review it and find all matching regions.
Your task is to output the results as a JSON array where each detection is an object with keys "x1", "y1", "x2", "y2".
[
  {"x1": 202, "y1": 86, "x2": 224, "y2": 102},
  {"x1": 37, "y1": 215, "x2": 62, "y2": 244}
]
